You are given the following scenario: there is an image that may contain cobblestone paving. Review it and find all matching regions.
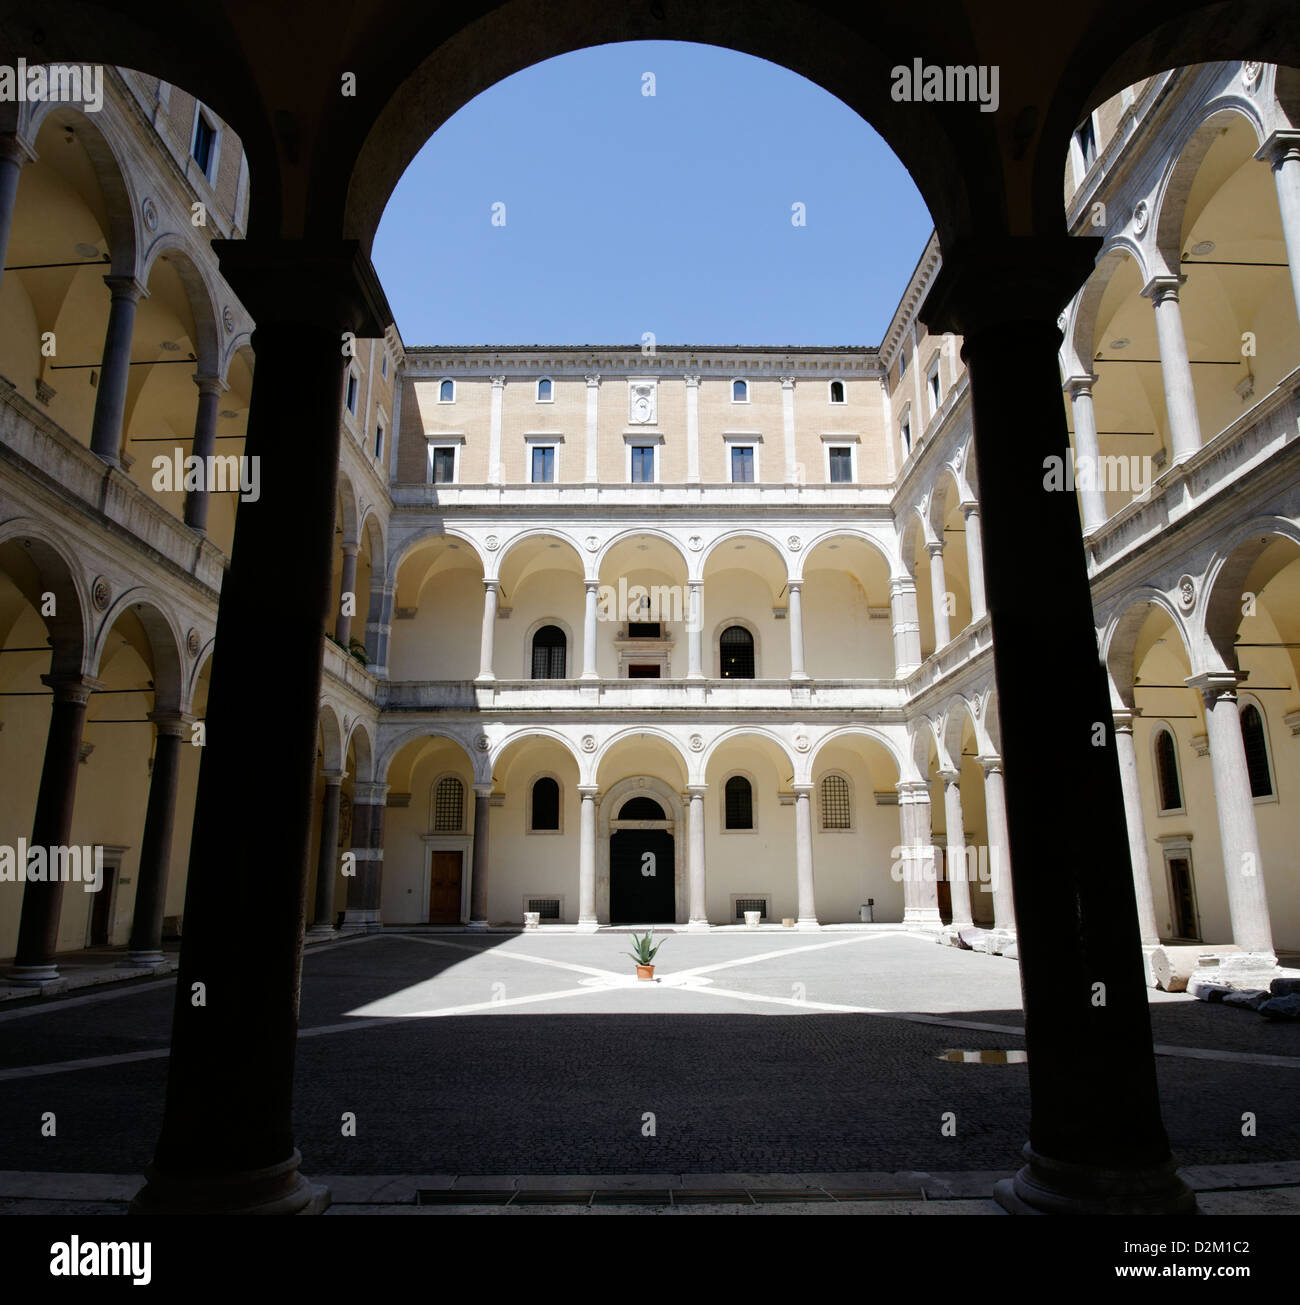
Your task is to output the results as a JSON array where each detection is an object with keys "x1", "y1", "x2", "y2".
[{"x1": 0, "y1": 930, "x2": 1294, "y2": 1177}]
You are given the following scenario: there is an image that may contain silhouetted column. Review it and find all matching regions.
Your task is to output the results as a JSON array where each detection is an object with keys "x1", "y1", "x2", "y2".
[
  {"x1": 926, "y1": 542, "x2": 951, "y2": 648},
  {"x1": 183, "y1": 374, "x2": 226, "y2": 533},
  {"x1": 787, "y1": 581, "x2": 808, "y2": 680},
  {"x1": 10, "y1": 673, "x2": 100, "y2": 983},
  {"x1": 0, "y1": 134, "x2": 36, "y2": 295},
  {"x1": 1112, "y1": 711, "x2": 1160, "y2": 946},
  {"x1": 468, "y1": 785, "x2": 492, "y2": 926},
  {"x1": 922, "y1": 235, "x2": 1192, "y2": 1213},
  {"x1": 1187, "y1": 673, "x2": 1275, "y2": 966},
  {"x1": 342, "y1": 781, "x2": 386, "y2": 931},
  {"x1": 1143, "y1": 275, "x2": 1202, "y2": 465},
  {"x1": 577, "y1": 786, "x2": 598, "y2": 930},
  {"x1": 307, "y1": 771, "x2": 345, "y2": 936},
  {"x1": 962, "y1": 504, "x2": 986, "y2": 620},
  {"x1": 1256, "y1": 131, "x2": 1300, "y2": 326},
  {"x1": 582, "y1": 581, "x2": 599, "y2": 679},
  {"x1": 792, "y1": 783, "x2": 818, "y2": 928},
  {"x1": 940, "y1": 769, "x2": 974, "y2": 927},
  {"x1": 476, "y1": 580, "x2": 499, "y2": 682},
  {"x1": 1064, "y1": 375, "x2": 1108, "y2": 533},
  {"x1": 132, "y1": 238, "x2": 391, "y2": 1217},
  {"x1": 125, "y1": 712, "x2": 189, "y2": 965},
  {"x1": 686, "y1": 785, "x2": 707, "y2": 929},
  {"x1": 335, "y1": 545, "x2": 359, "y2": 646},
  {"x1": 889, "y1": 576, "x2": 922, "y2": 675},
  {"x1": 89, "y1": 276, "x2": 146, "y2": 466}
]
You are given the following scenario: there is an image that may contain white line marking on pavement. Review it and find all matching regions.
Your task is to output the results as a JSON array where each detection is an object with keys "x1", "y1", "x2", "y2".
[
  {"x1": 0, "y1": 977, "x2": 176, "y2": 1023},
  {"x1": 671, "y1": 931, "x2": 901, "y2": 981},
  {"x1": 383, "y1": 932, "x2": 626, "y2": 981}
]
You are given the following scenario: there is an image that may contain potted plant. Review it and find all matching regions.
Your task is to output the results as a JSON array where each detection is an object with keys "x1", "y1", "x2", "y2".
[{"x1": 627, "y1": 928, "x2": 662, "y2": 980}]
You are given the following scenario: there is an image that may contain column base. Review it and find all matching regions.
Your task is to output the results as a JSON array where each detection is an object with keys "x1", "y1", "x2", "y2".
[
  {"x1": 339, "y1": 909, "x2": 381, "y2": 934},
  {"x1": 7, "y1": 963, "x2": 59, "y2": 985},
  {"x1": 686, "y1": 918, "x2": 710, "y2": 932},
  {"x1": 129, "y1": 1148, "x2": 330, "y2": 1216},
  {"x1": 580, "y1": 671, "x2": 601, "y2": 682},
  {"x1": 467, "y1": 918, "x2": 488, "y2": 929},
  {"x1": 304, "y1": 924, "x2": 338, "y2": 939},
  {"x1": 121, "y1": 951, "x2": 166, "y2": 967},
  {"x1": 903, "y1": 908, "x2": 943, "y2": 926},
  {"x1": 576, "y1": 918, "x2": 599, "y2": 933},
  {"x1": 789, "y1": 673, "x2": 811, "y2": 683},
  {"x1": 993, "y1": 1145, "x2": 1196, "y2": 1216},
  {"x1": 473, "y1": 674, "x2": 496, "y2": 685},
  {"x1": 796, "y1": 917, "x2": 820, "y2": 931}
]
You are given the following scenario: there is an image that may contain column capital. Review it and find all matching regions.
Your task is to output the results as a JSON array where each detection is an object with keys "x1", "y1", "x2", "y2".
[
  {"x1": 896, "y1": 778, "x2": 931, "y2": 799},
  {"x1": 961, "y1": 499, "x2": 980, "y2": 519},
  {"x1": 489, "y1": 374, "x2": 507, "y2": 389},
  {"x1": 790, "y1": 782, "x2": 814, "y2": 797},
  {"x1": 584, "y1": 577, "x2": 601, "y2": 593},
  {"x1": 683, "y1": 373, "x2": 701, "y2": 388},
  {"x1": 352, "y1": 780, "x2": 389, "y2": 805},
  {"x1": 924, "y1": 539, "x2": 945, "y2": 558},
  {"x1": 1063, "y1": 372, "x2": 1099, "y2": 398},
  {"x1": 483, "y1": 577, "x2": 501, "y2": 592},
  {"x1": 1111, "y1": 708, "x2": 1138, "y2": 732},
  {"x1": 103, "y1": 274, "x2": 148, "y2": 302},
  {"x1": 321, "y1": 768, "x2": 348, "y2": 784},
  {"x1": 577, "y1": 784, "x2": 601, "y2": 799},
  {"x1": 192, "y1": 372, "x2": 228, "y2": 397},
  {"x1": 786, "y1": 578, "x2": 803, "y2": 593},
  {"x1": 937, "y1": 767, "x2": 961, "y2": 785},
  {"x1": 780, "y1": 375, "x2": 796, "y2": 390},
  {"x1": 341, "y1": 541, "x2": 360, "y2": 558},
  {"x1": 1184, "y1": 670, "x2": 1240, "y2": 703},
  {"x1": 975, "y1": 753, "x2": 1003, "y2": 776},
  {"x1": 40, "y1": 672, "x2": 103, "y2": 705},
  {"x1": 210, "y1": 238, "x2": 392, "y2": 336},
  {"x1": 147, "y1": 710, "x2": 193, "y2": 737},
  {"x1": 684, "y1": 784, "x2": 708, "y2": 799},
  {"x1": 472, "y1": 783, "x2": 495, "y2": 799},
  {"x1": 1141, "y1": 273, "x2": 1186, "y2": 303},
  {"x1": 889, "y1": 574, "x2": 916, "y2": 595},
  {"x1": 1255, "y1": 128, "x2": 1300, "y2": 172},
  {"x1": 585, "y1": 373, "x2": 601, "y2": 387},
  {"x1": 0, "y1": 133, "x2": 37, "y2": 167},
  {"x1": 919, "y1": 234, "x2": 1101, "y2": 338}
]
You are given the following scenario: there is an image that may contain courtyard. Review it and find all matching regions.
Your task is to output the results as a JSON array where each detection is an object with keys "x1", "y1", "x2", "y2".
[{"x1": 1, "y1": 928, "x2": 1297, "y2": 1212}]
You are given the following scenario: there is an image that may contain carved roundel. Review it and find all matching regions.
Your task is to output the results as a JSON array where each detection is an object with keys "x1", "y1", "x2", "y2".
[
  {"x1": 973, "y1": 696, "x2": 982, "y2": 718},
  {"x1": 793, "y1": 734, "x2": 810, "y2": 753},
  {"x1": 186, "y1": 627, "x2": 200, "y2": 657},
  {"x1": 222, "y1": 305, "x2": 235, "y2": 335},
  {"x1": 581, "y1": 735, "x2": 597, "y2": 753},
  {"x1": 1242, "y1": 61, "x2": 1263, "y2": 92},
  {"x1": 142, "y1": 197, "x2": 159, "y2": 232},
  {"x1": 787, "y1": 535, "x2": 803, "y2": 552},
  {"x1": 584, "y1": 536, "x2": 600, "y2": 552},
  {"x1": 1132, "y1": 200, "x2": 1149, "y2": 236},
  {"x1": 91, "y1": 576, "x2": 111, "y2": 611},
  {"x1": 689, "y1": 734, "x2": 704, "y2": 753},
  {"x1": 475, "y1": 733, "x2": 490, "y2": 753},
  {"x1": 484, "y1": 535, "x2": 500, "y2": 552},
  {"x1": 687, "y1": 535, "x2": 703, "y2": 552},
  {"x1": 1177, "y1": 574, "x2": 1196, "y2": 612}
]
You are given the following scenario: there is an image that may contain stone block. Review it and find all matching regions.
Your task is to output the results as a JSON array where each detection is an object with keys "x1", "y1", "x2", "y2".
[
  {"x1": 1259, "y1": 994, "x2": 1300, "y2": 1020},
  {"x1": 1189, "y1": 982, "x2": 1231, "y2": 1002},
  {"x1": 1220, "y1": 988, "x2": 1269, "y2": 1010},
  {"x1": 1269, "y1": 976, "x2": 1300, "y2": 997}
]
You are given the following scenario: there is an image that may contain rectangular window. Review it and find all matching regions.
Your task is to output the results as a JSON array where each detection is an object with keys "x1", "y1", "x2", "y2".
[
  {"x1": 381, "y1": 354, "x2": 388, "y2": 378},
  {"x1": 531, "y1": 445, "x2": 556, "y2": 483},
  {"x1": 192, "y1": 113, "x2": 216, "y2": 176},
  {"x1": 928, "y1": 370, "x2": 941, "y2": 414},
  {"x1": 730, "y1": 446, "x2": 755, "y2": 483},
  {"x1": 345, "y1": 374, "x2": 358, "y2": 414},
  {"x1": 627, "y1": 622, "x2": 661, "y2": 639},
  {"x1": 1077, "y1": 116, "x2": 1097, "y2": 170},
  {"x1": 374, "y1": 423, "x2": 385, "y2": 460},
  {"x1": 432, "y1": 447, "x2": 456, "y2": 484},
  {"x1": 630, "y1": 445, "x2": 655, "y2": 483},
  {"x1": 901, "y1": 419, "x2": 911, "y2": 453},
  {"x1": 828, "y1": 447, "x2": 853, "y2": 483}
]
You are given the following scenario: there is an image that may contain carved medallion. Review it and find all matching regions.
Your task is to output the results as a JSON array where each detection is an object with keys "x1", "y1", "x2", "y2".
[{"x1": 91, "y1": 576, "x2": 111, "y2": 611}]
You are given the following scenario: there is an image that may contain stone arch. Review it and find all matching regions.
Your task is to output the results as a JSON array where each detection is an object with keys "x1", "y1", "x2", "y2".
[
  {"x1": 806, "y1": 725, "x2": 903, "y2": 787},
  {"x1": 593, "y1": 725, "x2": 691, "y2": 786},
  {"x1": 939, "y1": 694, "x2": 982, "y2": 771},
  {"x1": 701, "y1": 725, "x2": 796, "y2": 778},
  {"x1": 488, "y1": 726, "x2": 582, "y2": 776},
  {"x1": 792, "y1": 525, "x2": 896, "y2": 583},
  {"x1": 335, "y1": 470, "x2": 362, "y2": 547},
  {"x1": 0, "y1": 520, "x2": 90, "y2": 676},
  {"x1": 91, "y1": 588, "x2": 186, "y2": 714},
  {"x1": 389, "y1": 526, "x2": 488, "y2": 580},
  {"x1": 317, "y1": 701, "x2": 345, "y2": 772},
  {"x1": 1068, "y1": 238, "x2": 1151, "y2": 374},
  {"x1": 1102, "y1": 587, "x2": 1194, "y2": 707},
  {"x1": 496, "y1": 529, "x2": 586, "y2": 581},
  {"x1": 698, "y1": 529, "x2": 790, "y2": 583},
  {"x1": 379, "y1": 724, "x2": 487, "y2": 787},
  {"x1": 343, "y1": 717, "x2": 376, "y2": 784},
  {"x1": 595, "y1": 527, "x2": 691, "y2": 577},
  {"x1": 358, "y1": 508, "x2": 387, "y2": 585},
  {"x1": 139, "y1": 235, "x2": 223, "y2": 376},
  {"x1": 1201, "y1": 516, "x2": 1300, "y2": 673}
]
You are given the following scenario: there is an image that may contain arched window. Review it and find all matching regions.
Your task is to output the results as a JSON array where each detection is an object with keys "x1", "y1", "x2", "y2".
[
  {"x1": 732, "y1": 378, "x2": 748, "y2": 402},
  {"x1": 820, "y1": 773, "x2": 851, "y2": 830},
  {"x1": 531, "y1": 777, "x2": 560, "y2": 831},
  {"x1": 1154, "y1": 728, "x2": 1182, "y2": 813},
  {"x1": 531, "y1": 624, "x2": 567, "y2": 679},
  {"x1": 724, "y1": 776, "x2": 753, "y2": 830},
  {"x1": 618, "y1": 796, "x2": 666, "y2": 820},
  {"x1": 829, "y1": 379, "x2": 845, "y2": 404},
  {"x1": 719, "y1": 625, "x2": 755, "y2": 679},
  {"x1": 439, "y1": 378, "x2": 455, "y2": 402},
  {"x1": 537, "y1": 377, "x2": 553, "y2": 401},
  {"x1": 1240, "y1": 704, "x2": 1274, "y2": 798},
  {"x1": 433, "y1": 776, "x2": 464, "y2": 832}
]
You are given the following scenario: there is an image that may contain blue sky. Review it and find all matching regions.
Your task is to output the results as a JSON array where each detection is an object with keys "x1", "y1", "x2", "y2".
[{"x1": 373, "y1": 41, "x2": 933, "y2": 348}]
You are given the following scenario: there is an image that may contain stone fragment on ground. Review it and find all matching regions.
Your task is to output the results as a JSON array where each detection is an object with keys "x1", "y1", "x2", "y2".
[
  {"x1": 1258, "y1": 994, "x2": 1300, "y2": 1020},
  {"x1": 1220, "y1": 989, "x2": 1269, "y2": 1010}
]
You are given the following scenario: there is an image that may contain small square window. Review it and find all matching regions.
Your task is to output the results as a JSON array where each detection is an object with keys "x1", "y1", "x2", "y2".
[
  {"x1": 730, "y1": 446, "x2": 755, "y2": 483},
  {"x1": 531, "y1": 445, "x2": 556, "y2": 483},
  {"x1": 432, "y1": 447, "x2": 456, "y2": 484},
  {"x1": 828, "y1": 447, "x2": 852, "y2": 483},
  {"x1": 630, "y1": 446, "x2": 655, "y2": 483}
]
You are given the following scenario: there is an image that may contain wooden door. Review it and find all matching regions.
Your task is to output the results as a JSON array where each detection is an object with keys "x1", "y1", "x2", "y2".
[
  {"x1": 609, "y1": 830, "x2": 675, "y2": 924},
  {"x1": 428, "y1": 851, "x2": 463, "y2": 924}
]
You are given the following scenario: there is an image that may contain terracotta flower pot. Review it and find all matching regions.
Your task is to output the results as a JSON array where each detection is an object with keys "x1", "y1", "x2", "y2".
[{"x1": 636, "y1": 964, "x2": 655, "y2": 980}]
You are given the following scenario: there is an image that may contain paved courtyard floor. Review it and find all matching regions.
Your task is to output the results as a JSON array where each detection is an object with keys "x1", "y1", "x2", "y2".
[{"x1": 0, "y1": 927, "x2": 1297, "y2": 1210}]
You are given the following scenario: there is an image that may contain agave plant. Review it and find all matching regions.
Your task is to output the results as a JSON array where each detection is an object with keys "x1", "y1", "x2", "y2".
[{"x1": 626, "y1": 928, "x2": 662, "y2": 965}]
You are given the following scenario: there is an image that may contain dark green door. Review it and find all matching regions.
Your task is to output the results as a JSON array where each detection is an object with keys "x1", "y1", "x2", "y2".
[{"x1": 610, "y1": 830, "x2": 675, "y2": 924}]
